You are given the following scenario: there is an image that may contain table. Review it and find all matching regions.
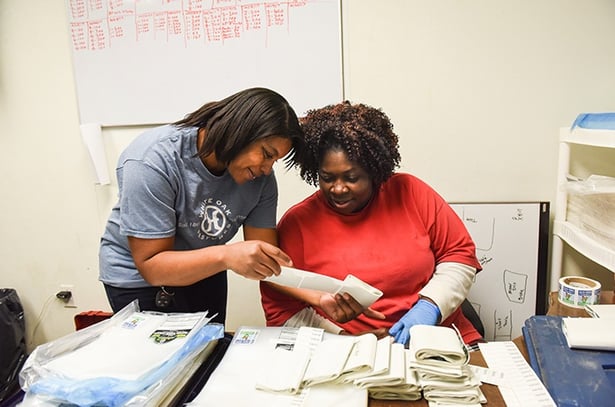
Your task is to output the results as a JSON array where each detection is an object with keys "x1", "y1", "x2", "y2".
[
  {"x1": 546, "y1": 289, "x2": 614, "y2": 317},
  {"x1": 369, "y1": 290, "x2": 615, "y2": 406}
]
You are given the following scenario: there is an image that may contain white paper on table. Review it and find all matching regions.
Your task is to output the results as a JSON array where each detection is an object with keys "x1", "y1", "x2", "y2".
[
  {"x1": 265, "y1": 266, "x2": 382, "y2": 308},
  {"x1": 468, "y1": 365, "x2": 505, "y2": 386},
  {"x1": 479, "y1": 341, "x2": 556, "y2": 407},
  {"x1": 585, "y1": 304, "x2": 615, "y2": 319},
  {"x1": 189, "y1": 326, "x2": 368, "y2": 407}
]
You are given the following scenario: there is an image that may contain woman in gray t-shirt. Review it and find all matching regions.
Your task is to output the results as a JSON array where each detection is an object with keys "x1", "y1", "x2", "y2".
[{"x1": 99, "y1": 87, "x2": 304, "y2": 325}]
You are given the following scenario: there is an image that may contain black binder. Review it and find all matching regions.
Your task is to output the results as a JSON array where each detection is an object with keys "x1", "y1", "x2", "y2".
[{"x1": 168, "y1": 332, "x2": 233, "y2": 406}]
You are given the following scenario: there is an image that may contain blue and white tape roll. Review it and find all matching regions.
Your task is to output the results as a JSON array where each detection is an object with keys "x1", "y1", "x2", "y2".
[{"x1": 558, "y1": 276, "x2": 601, "y2": 308}]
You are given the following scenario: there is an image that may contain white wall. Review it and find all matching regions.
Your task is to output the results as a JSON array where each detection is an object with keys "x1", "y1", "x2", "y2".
[{"x1": 2, "y1": 0, "x2": 615, "y2": 350}]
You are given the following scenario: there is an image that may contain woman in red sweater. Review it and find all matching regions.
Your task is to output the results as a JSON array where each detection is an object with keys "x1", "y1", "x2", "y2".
[{"x1": 260, "y1": 102, "x2": 483, "y2": 346}]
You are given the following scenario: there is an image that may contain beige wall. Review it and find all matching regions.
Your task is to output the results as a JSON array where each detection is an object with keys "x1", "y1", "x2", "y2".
[{"x1": 2, "y1": 0, "x2": 615, "y2": 351}]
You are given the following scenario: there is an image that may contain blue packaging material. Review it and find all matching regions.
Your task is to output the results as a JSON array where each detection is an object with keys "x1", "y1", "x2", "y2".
[
  {"x1": 571, "y1": 113, "x2": 615, "y2": 130},
  {"x1": 523, "y1": 315, "x2": 615, "y2": 407},
  {"x1": 27, "y1": 323, "x2": 224, "y2": 407}
]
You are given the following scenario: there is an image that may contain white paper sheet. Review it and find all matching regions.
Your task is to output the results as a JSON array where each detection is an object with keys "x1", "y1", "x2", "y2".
[
  {"x1": 80, "y1": 123, "x2": 110, "y2": 185},
  {"x1": 479, "y1": 341, "x2": 556, "y2": 407},
  {"x1": 190, "y1": 326, "x2": 368, "y2": 407},
  {"x1": 585, "y1": 303, "x2": 615, "y2": 319},
  {"x1": 562, "y1": 317, "x2": 615, "y2": 351},
  {"x1": 265, "y1": 266, "x2": 382, "y2": 308}
]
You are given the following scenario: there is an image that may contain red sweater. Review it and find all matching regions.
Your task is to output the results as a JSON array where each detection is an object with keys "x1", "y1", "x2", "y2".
[{"x1": 260, "y1": 173, "x2": 483, "y2": 344}]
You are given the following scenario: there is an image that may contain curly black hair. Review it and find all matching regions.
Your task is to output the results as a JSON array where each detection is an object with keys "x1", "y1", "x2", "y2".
[{"x1": 299, "y1": 101, "x2": 401, "y2": 187}]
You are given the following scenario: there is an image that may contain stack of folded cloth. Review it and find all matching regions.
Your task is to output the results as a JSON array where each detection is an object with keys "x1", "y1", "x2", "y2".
[
  {"x1": 406, "y1": 325, "x2": 484, "y2": 406},
  {"x1": 565, "y1": 174, "x2": 615, "y2": 251},
  {"x1": 252, "y1": 325, "x2": 483, "y2": 403},
  {"x1": 350, "y1": 338, "x2": 421, "y2": 401},
  {"x1": 252, "y1": 331, "x2": 422, "y2": 402},
  {"x1": 565, "y1": 113, "x2": 615, "y2": 250},
  {"x1": 234, "y1": 325, "x2": 485, "y2": 404}
]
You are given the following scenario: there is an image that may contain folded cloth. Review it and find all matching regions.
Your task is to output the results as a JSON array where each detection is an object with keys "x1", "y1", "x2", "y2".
[
  {"x1": 409, "y1": 325, "x2": 469, "y2": 368},
  {"x1": 368, "y1": 388, "x2": 422, "y2": 401},
  {"x1": 572, "y1": 113, "x2": 615, "y2": 130},
  {"x1": 353, "y1": 343, "x2": 406, "y2": 389},
  {"x1": 367, "y1": 357, "x2": 421, "y2": 401},
  {"x1": 418, "y1": 366, "x2": 481, "y2": 392},
  {"x1": 422, "y1": 387, "x2": 482, "y2": 405},
  {"x1": 255, "y1": 347, "x2": 310, "y2": 394},
  {"x1": 345, "y1": 336, "x2": 393, "y2": 384},
  {"x1": 423, "y1": 388, "x2": 481, "y2": 407},
  {"x1": 407, "y1": 359, "x2": 465, "y2": 378}
]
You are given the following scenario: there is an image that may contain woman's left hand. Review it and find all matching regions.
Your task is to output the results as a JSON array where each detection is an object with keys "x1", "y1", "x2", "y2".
[
  {"x1": 388, "y1": 299, "x2": 441, "y2": 346},
  {"x1": 340, "y1": 327, "x2": 389, "y2": 339},
  {"x1": 319, "y1": 292, "x2": 386, "y2": 323}
]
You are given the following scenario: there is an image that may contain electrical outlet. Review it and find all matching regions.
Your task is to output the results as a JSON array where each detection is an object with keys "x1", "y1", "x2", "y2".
[{"x1": 58, "y1": 284, "x2": 77, "y2": 308}]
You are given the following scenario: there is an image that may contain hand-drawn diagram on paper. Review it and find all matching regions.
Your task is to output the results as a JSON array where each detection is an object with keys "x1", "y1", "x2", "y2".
[{"x1": 450, "y1": 203, "x2": 547, "y2": 341}]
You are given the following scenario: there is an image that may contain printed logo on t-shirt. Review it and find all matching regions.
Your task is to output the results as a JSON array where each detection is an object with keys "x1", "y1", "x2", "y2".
[
  {"x1": 200, "y1": 205, "x2": 226, "y2": 237},
  {"x1": 198, "y1": 198, "x2": 233, "y2": 240}
]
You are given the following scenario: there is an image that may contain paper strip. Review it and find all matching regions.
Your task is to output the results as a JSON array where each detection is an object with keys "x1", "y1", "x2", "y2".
[
  {"x1": 264, "y1": 267, "x2": 382, "y2": 308},
  {"x1": 80, "y1": 123, "x2": 110, "y2": 185}
]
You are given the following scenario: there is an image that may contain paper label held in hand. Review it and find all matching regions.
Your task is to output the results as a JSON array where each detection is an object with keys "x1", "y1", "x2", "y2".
[{"x1": 265, "y1": 266, "x2": 382, "y2": 308}]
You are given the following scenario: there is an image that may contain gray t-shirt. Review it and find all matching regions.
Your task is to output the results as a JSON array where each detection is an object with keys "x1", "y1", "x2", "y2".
[{"x1": 99, "y1": 125, "x2": 278, "y2": 288}]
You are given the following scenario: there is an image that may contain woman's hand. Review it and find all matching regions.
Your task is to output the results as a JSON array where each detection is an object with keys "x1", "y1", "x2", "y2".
[
  {"x1": 128, "y1": 236, "x2": 292, "y2": 286},
  {"x1": 388, "y1": 298, "x2": 441, "y2": 346},
  {"x1": 319, "y1": 292, "x2": 386, "y2": 323},
  {"x1": 225, "y1": 240, "x2": 293, "y2": 280},
  {"x1": 340, "y1": 327, "x2": 390, "y2": 339}
]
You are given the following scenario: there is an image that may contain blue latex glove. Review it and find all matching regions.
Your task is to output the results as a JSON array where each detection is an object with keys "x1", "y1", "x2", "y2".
[{"x1": 389, "y1": 299, "x2": 441, "y2": 346}]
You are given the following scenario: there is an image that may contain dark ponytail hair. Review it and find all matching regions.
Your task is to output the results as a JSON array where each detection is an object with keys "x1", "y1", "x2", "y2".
[{"x1": 175, "y1": 87, "x2": 304, "y2": 168}]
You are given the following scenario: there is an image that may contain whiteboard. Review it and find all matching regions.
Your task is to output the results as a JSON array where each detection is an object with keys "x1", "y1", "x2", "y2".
[
  {"x1": 65, "y1": 0, "x2": 342, "y2": 126},
  {"x1": 450, "y1": 202, "x2": 550, "y2": 341}
]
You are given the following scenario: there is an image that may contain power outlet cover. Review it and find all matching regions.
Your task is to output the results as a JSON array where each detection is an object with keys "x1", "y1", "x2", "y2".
[{"x1": 59, "y1": 284, "x2": 77, "y2": 308}]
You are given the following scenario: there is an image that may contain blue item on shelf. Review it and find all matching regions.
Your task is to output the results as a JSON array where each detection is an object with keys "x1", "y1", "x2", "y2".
[{"x1": 572, "y1": 112, "x2": 615, "y2": 130}]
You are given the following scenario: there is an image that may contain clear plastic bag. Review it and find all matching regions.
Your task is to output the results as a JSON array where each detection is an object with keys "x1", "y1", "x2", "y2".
[
  {"x1": 564, "y1": 174, "x2": 615, "y2": 249},
  {"x1": 19, "y1": 301, "x2": 224, "y2": 406},
  {"x1": 564, "y1": 174, "x2": 615, "y2": 195}
]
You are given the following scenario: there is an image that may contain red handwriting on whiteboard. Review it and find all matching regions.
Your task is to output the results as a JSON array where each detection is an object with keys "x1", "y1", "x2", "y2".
[{"x1": 67, "y1": 0, "x2": 311, "y2": 52}]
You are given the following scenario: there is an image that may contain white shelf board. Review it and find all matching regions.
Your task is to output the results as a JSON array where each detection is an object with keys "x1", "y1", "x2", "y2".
[
  {"x1": 553, "y1": 220, "x2": 615, "y2": 273},
  {"x1": 562, "y1": 127, "x2": 615, "y2": 148}
]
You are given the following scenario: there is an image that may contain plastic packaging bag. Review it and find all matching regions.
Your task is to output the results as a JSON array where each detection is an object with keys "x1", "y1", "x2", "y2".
[
  {"x1": 564, "y1": 174, "x2": 615, "y2": 195},
  {"x1": 565, "y1": 174, "x2": 615, "y2": 249},
  {"x1": 19, "y1": 301, "x2": 224, "y2": 406},
  {"x1": 571, "y1": 112, "x2": 615, "y2": 131},
  {"x1": 0, "y1": 288, "x2": 27, "y2": 402}
]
